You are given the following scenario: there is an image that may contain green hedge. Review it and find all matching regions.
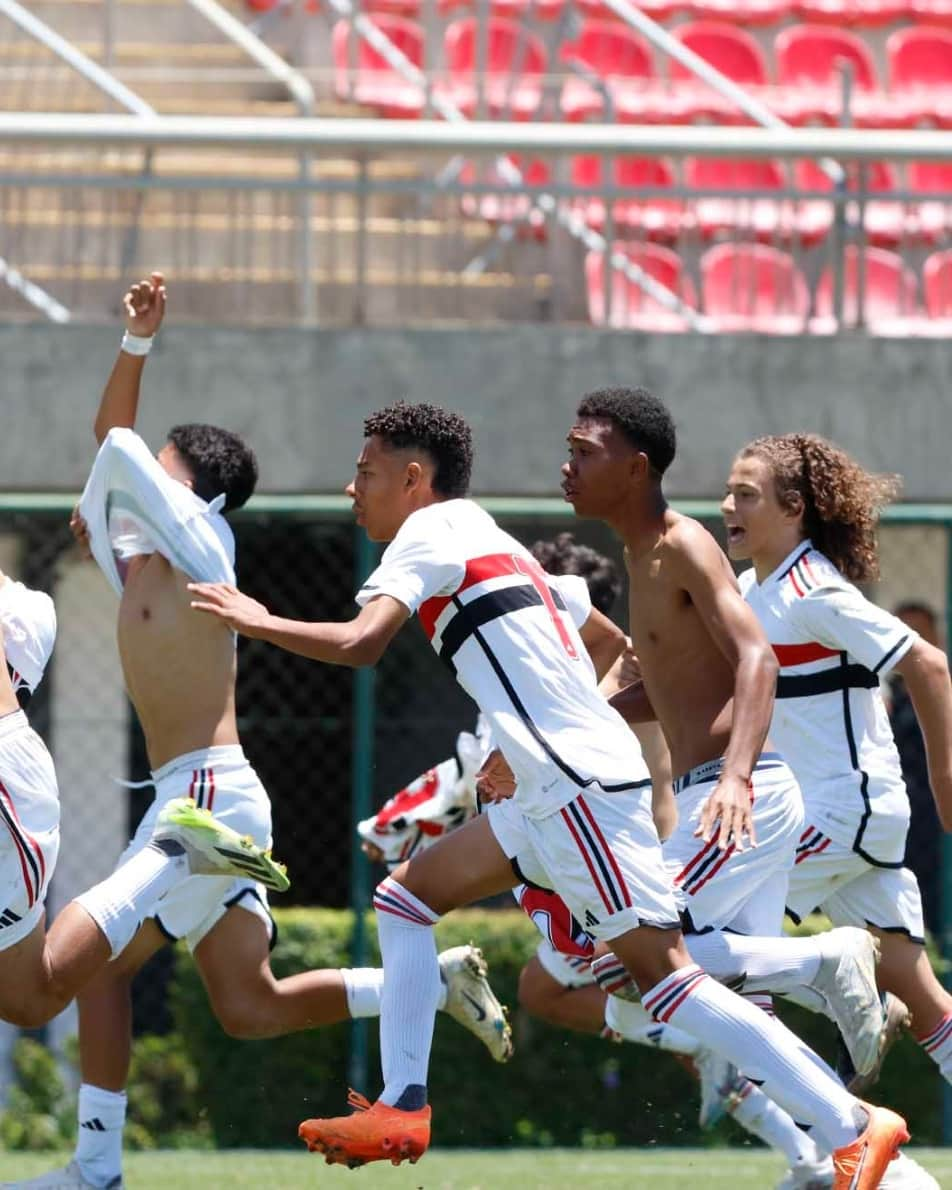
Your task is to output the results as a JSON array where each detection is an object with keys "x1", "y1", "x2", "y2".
[{"x1": 171, "y1": 908, "x2": 945, "y2": 1150}]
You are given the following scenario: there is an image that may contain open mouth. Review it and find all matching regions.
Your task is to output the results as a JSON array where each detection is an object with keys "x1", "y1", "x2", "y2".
[{"x1": 725, "y1": 525, "x2": 746, "y2": 546}]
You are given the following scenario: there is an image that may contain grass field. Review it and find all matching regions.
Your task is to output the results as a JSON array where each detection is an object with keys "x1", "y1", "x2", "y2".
[{"x1": 0, "y1": 1148, "x2": 949, "y2": 1188}]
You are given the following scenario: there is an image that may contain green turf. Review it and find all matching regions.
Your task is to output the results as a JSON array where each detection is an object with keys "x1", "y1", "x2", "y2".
[{"x1": 0, "y1": 1148, "x2": 949, "y2": 1189}]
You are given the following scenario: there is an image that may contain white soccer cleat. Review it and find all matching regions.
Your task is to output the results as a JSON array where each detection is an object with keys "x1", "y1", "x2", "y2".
[
  {"x1": 812, "y1": 927, "x2": 884, "y2": 1077},
  {"x1": 0, "y1": 1161, "x2": 124, "y2": 1189},
  {"x1": 153, "y1": 797, "x2": 289, "y2": 893},
  {"x1": 694, "y1": 1047, "x2": 741, "y2": 1130},
  {"x1": 845, "y1": 991, "x2": 911, "y2": 1095},
  {"x1": 878, "y1": 1151, "x2": 941, "y2": 1189},
  {"x1": 775, "y1": 1157, "x2": 834, "y2": 1189},
  {"x1": 439, "y1": 944, "x2": 513, "y2": 1063}
]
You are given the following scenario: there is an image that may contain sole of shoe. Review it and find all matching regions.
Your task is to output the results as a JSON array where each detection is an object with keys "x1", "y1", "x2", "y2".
[
  {"x1": 158, "y1": 798, "x2": 290, "y2": 893},
  {"x1": 847, "y1": 993, "x2": 911, "y2": 1096}
]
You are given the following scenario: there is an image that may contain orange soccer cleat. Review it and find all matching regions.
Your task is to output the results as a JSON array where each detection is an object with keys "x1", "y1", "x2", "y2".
[
  {"x1": 298, "y1": 1089, "x2": 431, "y2": 1169},
  {"x1": 832, "y1": 1102, "x2": 910, "y2": 1189}
]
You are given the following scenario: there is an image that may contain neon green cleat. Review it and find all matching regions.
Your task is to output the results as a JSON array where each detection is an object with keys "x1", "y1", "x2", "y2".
[{"x1": 154, "y1": 797, "x2": 290, "y2": 893}]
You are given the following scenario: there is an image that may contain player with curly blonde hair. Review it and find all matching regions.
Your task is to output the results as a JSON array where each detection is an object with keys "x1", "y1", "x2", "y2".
[{"x1": 724, "y1": 432, "x2": 952, "y2": 1106}]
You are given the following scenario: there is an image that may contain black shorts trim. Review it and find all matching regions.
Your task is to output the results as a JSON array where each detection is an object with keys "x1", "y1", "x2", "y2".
[
  {"x1": 510, "y1": 855, "x2": 553, "y2": 893},
  {"x1": 152, "y1": 913, "x2": 179, "y2": 944}
]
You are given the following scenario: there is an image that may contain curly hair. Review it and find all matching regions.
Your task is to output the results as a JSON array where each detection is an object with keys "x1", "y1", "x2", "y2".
[
  {"x1": 364, "y1": 401, "x2": 472, "y2": 499},
  {"x1": 530, "y1": 532, "x2": 621, "y2": 615},
  {"x1": 739, "y1": 433, "x2": 901, "y2": 581},
  {"x1": 167, "y1": 423, "x2": 258, "y2": 513},
  {"x1": 576, "y1": 387, "x2": 676, "y2": 477}
]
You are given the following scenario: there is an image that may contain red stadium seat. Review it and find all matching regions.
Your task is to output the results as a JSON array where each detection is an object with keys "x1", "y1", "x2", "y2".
[
  {"x1": 795, "y1": 159, "x2": 910, "y2": 246},
  {"x1": 911, "y1": 0, "x2": 952, "y2": 24},
  {"x1": 436, "y1": 18, "x2": 547, "y2": 118},
  {"x1": 436, "y1": 0, "x2": 565, "y2": 17},
  {"x1": 575, "y1": 0, "x2": 684, "y2": 23},
  {"x1": 685, "y1": 157, "x2": 798, "y2": 241},
  {"x1": 459, "y1": 156, "x2": 552, "y2": 237},
  {"x1": 793, "y1": 0, "x2": 909, "y2": 26},
  {"x1": 909, "y1": 161, "x2": 952, "y2": 241},
  {"x1": 924, "y1": 250, "x2": 952, "y2": 318},
  {"x1": 668, "y1": 22, "x2": 770, "y2": 122},
  {"x1": 586, "y1": 243, "x2": 697, "y2": 331},
  {"x1": 813, "y1": 246, "x2": 920, "y2": 332},
  {"x1": 560, "y1": 21, "x2": 655, "y2": 121},
  {"x1": 332, "y1": 17, "x2": 425, "y2": 118},
  {"x1": 888, "y1": 27, "x2": 952, "y2": 125},
  {"x1": 701, "y1": 243, "x2": 810, "y2": 333},
  {"x1": 570, "y1": 155, "x2": 683, "y2": 241},
  {"x1": 774, "y1": 26, "x2": 882, "y2": 125}
]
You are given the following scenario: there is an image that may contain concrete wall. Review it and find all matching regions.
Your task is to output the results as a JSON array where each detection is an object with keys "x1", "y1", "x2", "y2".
[{"x1": 5, "y1": 324, "x2": 951, "y2": 499}]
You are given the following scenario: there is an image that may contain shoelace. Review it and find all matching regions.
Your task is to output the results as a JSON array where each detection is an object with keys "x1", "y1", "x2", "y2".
[
  {"x1": 832, "y1": 1141, "x2": 867, "y2": 1184},
  {"x1": 347, "y1": 1089, "x2": 373, "y2": 1113}
]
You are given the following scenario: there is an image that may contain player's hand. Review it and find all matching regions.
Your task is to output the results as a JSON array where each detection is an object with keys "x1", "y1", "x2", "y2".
[
  {"x1": 617, "y1": 642, "x2": 642, "y2": 686},
  {"x1": 360, "y1": 839, "x2": 385, "y2": 864},
  {"x1": 475, "y1": 748, "x2": 517, "y2": 804},
  {"x1": 123, "y1": 271, "x2": 167, "y2": 338},
  {"x1": 188, "y1": 582, "x2": 270, "y2": 637},
  {"x1": 69, "y1": 506, "x2": 92, "y2": 559},
  {"x1": 696, "y1": 772, "x2": 755, "y2": 852}
]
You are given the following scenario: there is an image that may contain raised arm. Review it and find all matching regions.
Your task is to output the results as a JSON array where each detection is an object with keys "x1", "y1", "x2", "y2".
[
  {"x1": 94, "y1": 272, "x2": 167, "y2": 444},
  {"x1": 188, "y1": 583, "x2": 411, "y2": 668},
  {"x1": 893, "y1": 639, "x2": 952, "y2": 830},
  {"x1": 670, "y1": 521, "x2": 778, "y2": 848}
]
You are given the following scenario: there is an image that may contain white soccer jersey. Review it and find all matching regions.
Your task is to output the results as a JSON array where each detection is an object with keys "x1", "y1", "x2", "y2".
[
  {"x1": 79, "y1": 428, "x2": 236, "y2": 597},
  {"x1": 0, "y1": 579, "x2": 56, "y2": 700},
  {"x1": 740, "y1": 541, "x2": 915, "y2": 866},
  {"x1": 355, "y1": 500, "x2": 648, "y2": 818}
]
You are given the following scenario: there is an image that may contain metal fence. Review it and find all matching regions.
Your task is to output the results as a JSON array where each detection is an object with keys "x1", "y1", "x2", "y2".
[{"x1": 0, "y1": 115, "x2": 950, "y2": 328}]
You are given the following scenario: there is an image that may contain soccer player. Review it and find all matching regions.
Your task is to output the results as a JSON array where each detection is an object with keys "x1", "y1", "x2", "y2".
[
  {"x1": 9, "y1": 279, "x2": 507, "y2": 1190},
  {"x1": 723, "y1": 433, "x2": 952, "y2": 1097},
  {"x1": 190, "y1": 400, "x2": 908, "y2": 1187}
]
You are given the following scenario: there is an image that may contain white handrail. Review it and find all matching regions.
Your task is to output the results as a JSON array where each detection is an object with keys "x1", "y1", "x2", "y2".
[
  {"x1": 0, "y1": 114, "x2": 948, "y2": 161},
  {"x1": 0, "y1": 258, "x2": 70, "y2": 323},
  {"x1": 184, "y1": 0, "x2": 314, "y2": 115},
  {"x1": 0, "y1": 0, "x2": 154, "y2": 117}
]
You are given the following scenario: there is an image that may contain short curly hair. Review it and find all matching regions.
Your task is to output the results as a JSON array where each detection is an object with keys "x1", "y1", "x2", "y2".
[
  {"x1": 530, "y1": 533, "x2": 621, "y2": 615},
  {"x1": 167, "y1": 423, "x2": 258, "y2": 513},
  {"x1": 576, "y1": 387, "x2": 676, "y2": 477},
  {"x1": 364, "y1": 401, "x2": 472, "y2": 499},
  {"x1": 739, "y1": 433, "x2": 900, "y2": 582}
]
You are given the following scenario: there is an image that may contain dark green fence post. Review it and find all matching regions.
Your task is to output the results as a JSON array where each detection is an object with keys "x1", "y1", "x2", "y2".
[
  {"x1": 943, "y1": 525, "x2": 952, "y2": 1144},
  {"x1": 348, "y1": 526, "x2": 378, "y2": 1093}
]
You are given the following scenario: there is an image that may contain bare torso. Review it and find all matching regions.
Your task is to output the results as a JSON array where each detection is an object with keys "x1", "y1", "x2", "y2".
[
  {"x1": 118, "y1": 553, "x2": 239, "y2": 770},
  {"x1": 625, "y1": 512, "x2": 737, "y2": 778}
]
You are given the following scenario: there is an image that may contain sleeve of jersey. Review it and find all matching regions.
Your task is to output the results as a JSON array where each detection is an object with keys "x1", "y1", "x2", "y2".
[
  {"x1": 79, "y1": 428, "x2": 235, "y2": 594},
  {"x1": 354, "y1": 521, "x2": 465, "y2": 615},
  {"x1": 548, "y1": 573, "x2": 592, "y2": 629},
  {"x1": 793, "y1": 583, "x2": 918, "y2": 674}
]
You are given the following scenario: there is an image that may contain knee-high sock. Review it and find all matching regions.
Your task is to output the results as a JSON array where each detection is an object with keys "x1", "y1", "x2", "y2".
[
  {"x1": 917, "y1": 1013, "x2": 952, "y2": 1086},
  {"x1": 642, "y1": 965, "x2": 861, "y2": 1154},
  {"x1": 604, "y1": 995, "x2": 700, "y2": 1057},
  {"x1": 342, "y1": 967, "x2": 447, "y2": 1019},
  {"x1": 728, "y1": 1082, "x2": 826, "y2": 1168},
  {"x1": 685, "y1": 932, "x2": 822, "y2": 994},
  {"x1": 73, "y1": 841, "x2": 189, "y2": 957},
  {"x1": 374, "y1": 876, "x2": 441, "y2": 1108}
]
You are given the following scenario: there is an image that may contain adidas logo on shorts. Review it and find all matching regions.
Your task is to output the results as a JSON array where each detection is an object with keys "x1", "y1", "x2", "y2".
[{"x1": 0, "y1": 908, "x2": 22, "y2": 929}]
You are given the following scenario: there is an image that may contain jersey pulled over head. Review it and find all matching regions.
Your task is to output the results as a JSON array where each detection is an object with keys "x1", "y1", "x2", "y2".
[{"x1": 0, "y1": 579, "x2": 57, "y2": 706}]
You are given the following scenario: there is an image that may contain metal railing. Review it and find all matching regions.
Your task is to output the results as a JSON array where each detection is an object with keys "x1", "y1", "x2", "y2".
[{"x1": 0, "y1": 115, "x2": 950, "y2": 329}]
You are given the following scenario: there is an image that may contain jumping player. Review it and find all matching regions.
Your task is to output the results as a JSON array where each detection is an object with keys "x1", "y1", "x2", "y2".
[{"x1": 190, "y1": 399, "x2": 908, "y2": 1187}]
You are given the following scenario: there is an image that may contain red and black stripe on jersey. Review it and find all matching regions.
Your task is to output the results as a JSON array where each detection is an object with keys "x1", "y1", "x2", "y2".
[{"x1": 420, "y1": 552, "x2": 648, "y2": 796}]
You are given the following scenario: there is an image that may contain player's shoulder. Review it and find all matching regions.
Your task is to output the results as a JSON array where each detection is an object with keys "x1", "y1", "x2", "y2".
[
  {"x1": 776, "y1": 544, "x2": 847, "y2": 604},
  {"x1": 662, "y1": 513, "x2": 728, "y2": 576}
]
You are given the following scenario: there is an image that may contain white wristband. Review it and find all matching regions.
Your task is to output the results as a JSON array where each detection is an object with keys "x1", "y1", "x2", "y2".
[{"x1": 120, "y1": 331, "x2": 154, "y2": 356}]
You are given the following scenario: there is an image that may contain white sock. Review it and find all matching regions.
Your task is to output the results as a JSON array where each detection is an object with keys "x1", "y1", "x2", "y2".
[
  {"x1": 605, "y1": 995, "x2": 700, "y2": 1058},
  {"x1": 75, "y1": 1083, "x2": 126, "y2": 1188},
  {"x1": 74, "y1": 841, "x2": 189, "y2": 957},
  {"x1": 374, "y1": 876, "x2": 441, "y2": 1108},
  {"x1": 917, "y1": 1012, "x2": 952, "y2": 1085},
  {"x1": 642, "y1": 965, "x2": 860, "y2": 1154},
  {"x1": 342, "y1": 969, "x2": 385, "y2": 1019},
  {"x1": 685, "y1": 932, "x2": 822, "y2": 994},
  {"x1": 729, "y1": 1081, "x2": 825, "y2": 1168}
]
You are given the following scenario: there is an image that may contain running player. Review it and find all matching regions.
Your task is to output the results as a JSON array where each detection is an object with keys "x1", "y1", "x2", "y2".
[
  {"x1": 190, "y1": 400, "x2": 908, "y2": 1187},
  {"x1": 8, "y1": 280, "x2": 507, "y2": 1190},
  {"x1": 723, "y1": 432, "x2": 952, "y2": 1096}
]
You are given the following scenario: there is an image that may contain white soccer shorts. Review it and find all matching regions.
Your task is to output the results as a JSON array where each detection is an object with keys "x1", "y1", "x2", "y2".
[
  {"x1": 487, "y1": 785, "x2": 680, "y2": 942},
  {"x1": 0, "y1": 710, "x2": 59, "y2": 950},
  {"x1": 118, "y1": 745, "x2": 274, "y2": 952},
  {"x1": 533, "y1": 938, "x2": 596, "y2": 989},
  {"x1": 664, "y1": 753, "x2": 804, "y2": 935},
  {"x1": 786, "y1": 829, "x2": 925, "y2": 943}
]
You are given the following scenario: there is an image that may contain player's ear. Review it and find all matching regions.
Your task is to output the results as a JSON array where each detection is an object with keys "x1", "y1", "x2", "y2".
[{"x1": 405, "y1": 460, "x2": 423, "y2": 490}]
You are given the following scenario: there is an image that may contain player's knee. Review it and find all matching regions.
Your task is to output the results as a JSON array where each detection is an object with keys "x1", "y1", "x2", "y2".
[{"x1": 212, "y1": 993, "x2": 273, "y2": 1039}]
